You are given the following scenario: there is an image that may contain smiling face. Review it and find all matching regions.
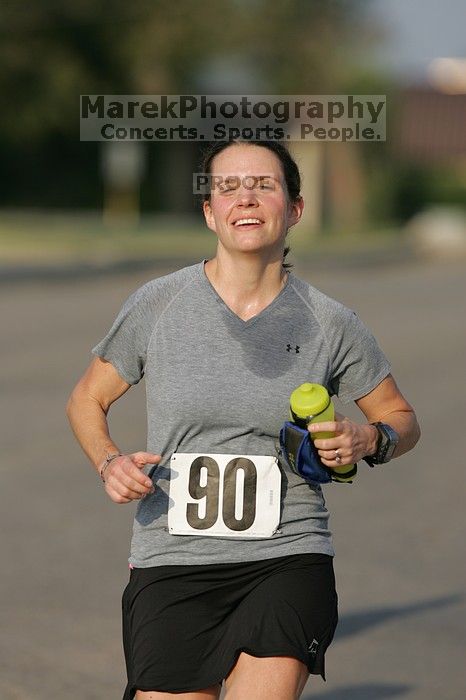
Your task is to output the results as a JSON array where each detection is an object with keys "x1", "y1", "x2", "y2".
[{"x1": 203, "y1": 144, "x2": 303, "y2": 260}]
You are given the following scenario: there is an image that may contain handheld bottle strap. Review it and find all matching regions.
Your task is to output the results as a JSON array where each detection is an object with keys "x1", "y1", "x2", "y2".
[
  {"x1": 279, "y1": 422, "x2": 357, "y2": 484},
  {"x1": 279, "y1": 422, "x2": 332, "y2": 484}
]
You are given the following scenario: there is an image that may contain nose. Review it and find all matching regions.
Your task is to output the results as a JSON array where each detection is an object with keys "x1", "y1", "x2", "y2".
[{"x1": 235, "y1": 185, "x2": 259, "y2": 207}]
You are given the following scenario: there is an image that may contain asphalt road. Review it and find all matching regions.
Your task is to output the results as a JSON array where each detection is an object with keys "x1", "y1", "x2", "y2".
[{"x1": 0, "y1": 258, "x2": 464, "y2": 700}]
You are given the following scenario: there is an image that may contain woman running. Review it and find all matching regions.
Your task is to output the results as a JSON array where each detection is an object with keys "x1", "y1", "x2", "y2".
[{"x1": 67, "y1": 139, "x2": 420, "y2": 700}]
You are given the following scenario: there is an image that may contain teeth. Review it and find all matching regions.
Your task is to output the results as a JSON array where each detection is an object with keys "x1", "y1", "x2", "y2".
[{"x1": 235, "y1": 218, "x2": 262, "y2": 226}]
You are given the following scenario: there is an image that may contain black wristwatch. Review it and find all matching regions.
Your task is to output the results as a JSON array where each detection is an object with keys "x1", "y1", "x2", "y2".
[{"x1": 364, "y1": 422, "x2": 399, "y2": 466}]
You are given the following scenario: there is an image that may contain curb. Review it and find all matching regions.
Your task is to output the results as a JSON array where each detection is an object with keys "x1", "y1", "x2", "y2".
[{"x1": 0, "y1": 244, "x2": 417, "y2": 285}]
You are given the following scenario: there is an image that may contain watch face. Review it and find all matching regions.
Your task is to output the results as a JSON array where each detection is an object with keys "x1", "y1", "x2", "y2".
[
  {"x1": 375, "y1": 422, "x2": 399, "y2": 463},
  {"x1": 382, "y1": 439, "x2": 397, "y2": 462}
]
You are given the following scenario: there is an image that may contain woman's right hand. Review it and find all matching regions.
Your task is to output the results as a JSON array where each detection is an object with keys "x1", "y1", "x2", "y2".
[{"x1": 102, "y1": 451, "x2": 161, "y2": 504}]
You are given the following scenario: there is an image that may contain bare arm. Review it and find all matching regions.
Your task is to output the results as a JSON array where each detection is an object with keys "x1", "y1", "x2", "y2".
[
  {"x1": 309, "y1": 374, "x2": 421, "y2": 468},
  {"x1": 354, "y1": 374, "x2": 420, "y2": 459},
  {"x1": 66, "y1": 356, "x2": 161, "y2": 503}
]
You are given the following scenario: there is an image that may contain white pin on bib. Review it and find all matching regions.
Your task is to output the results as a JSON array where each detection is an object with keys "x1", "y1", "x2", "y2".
[{"x1": 168, "y1": 453, "x2": 282, "y2": 538}]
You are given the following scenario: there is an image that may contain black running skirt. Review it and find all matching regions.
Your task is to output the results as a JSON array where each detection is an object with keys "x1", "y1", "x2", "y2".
[{"x1": 122, "y1": 553, "x2": 338, "y2": 698}]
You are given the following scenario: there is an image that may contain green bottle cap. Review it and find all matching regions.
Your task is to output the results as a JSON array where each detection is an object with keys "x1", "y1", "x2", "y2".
[{"x1": 290, "y1": 383, "x2": 330, "y2": 420}]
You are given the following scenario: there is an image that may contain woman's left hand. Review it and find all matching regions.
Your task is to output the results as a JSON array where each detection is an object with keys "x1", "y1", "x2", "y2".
[{"x1": 308, "y1": 415, "x2": 378, "y2": 469}]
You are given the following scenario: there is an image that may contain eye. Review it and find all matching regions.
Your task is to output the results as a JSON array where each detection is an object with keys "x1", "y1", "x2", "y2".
[
  {"x1": 218, "y1": 184, "x2": 235, "y2": 194},
  {"x1": 218, "y1": 178, "x2": 239, "y2": 194},
  {"x1": 256, "y1": 178, "x2": 275, "y2": 191}
]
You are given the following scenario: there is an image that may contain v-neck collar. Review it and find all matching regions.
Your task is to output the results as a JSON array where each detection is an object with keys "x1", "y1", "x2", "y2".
[{"x1": 198, "y1": 259, "x2": 291, "y2": 328}]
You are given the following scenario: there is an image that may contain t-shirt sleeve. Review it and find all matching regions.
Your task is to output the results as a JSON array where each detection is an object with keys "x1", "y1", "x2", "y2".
[
  {"x1": 327, "y1": 309, "x2": 391, "y2": 403},
  {"x1": 91, "y1": 287, "x2": 153, "y2": 385}
]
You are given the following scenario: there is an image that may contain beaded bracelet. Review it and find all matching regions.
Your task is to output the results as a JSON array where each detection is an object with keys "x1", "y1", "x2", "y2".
[{"x1": 100, "y1": 452, "x2": 122, "y2": 483}]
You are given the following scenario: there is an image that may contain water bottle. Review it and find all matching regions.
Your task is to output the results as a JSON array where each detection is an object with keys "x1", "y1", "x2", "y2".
[{"x1": 289, "y1": 383, "x2": 357, "y2": 483}]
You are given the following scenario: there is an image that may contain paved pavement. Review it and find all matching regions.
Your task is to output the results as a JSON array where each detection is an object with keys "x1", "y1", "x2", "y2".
[{"x1": 0, "y1": 258, "x2": 464, "y2": 699}]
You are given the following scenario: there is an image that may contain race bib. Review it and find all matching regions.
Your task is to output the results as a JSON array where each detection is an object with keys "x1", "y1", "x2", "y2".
[{"x1": 168, "y1": 453, "x2": 282, "y2": 538}]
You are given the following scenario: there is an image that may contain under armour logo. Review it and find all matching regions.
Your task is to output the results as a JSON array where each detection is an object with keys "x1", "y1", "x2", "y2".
[
  {"x1": 308, "y1": 639, "x2": 319, "y2": 655},
  {"x1": 286, "y1": 344, "x2": 300, "y2": 353}
]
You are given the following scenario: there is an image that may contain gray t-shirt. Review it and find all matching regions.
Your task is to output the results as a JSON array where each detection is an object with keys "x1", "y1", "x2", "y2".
[{"x1": 92, "y1": 260, "x2": 390, "y2": 567}]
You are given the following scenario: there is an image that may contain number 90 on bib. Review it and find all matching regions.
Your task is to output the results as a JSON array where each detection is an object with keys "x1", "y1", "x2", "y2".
[{"x1": 168, "y1": 453, "x2": 282, "y2": 538}]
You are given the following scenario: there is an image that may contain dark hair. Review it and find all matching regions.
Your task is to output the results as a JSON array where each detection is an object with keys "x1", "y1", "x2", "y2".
[{"x1": 199, "y1": 140, "x2": 302, "y2": 269}]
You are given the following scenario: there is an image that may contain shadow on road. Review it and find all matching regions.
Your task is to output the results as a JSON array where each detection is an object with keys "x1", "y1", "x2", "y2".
[
  {"x1": 302, "y1": 682, "x2": 412, "y2": 699},
  {"x1": 300, "y1": 595, "x2": 462, "y2": 700},
  {"x1": 335, "y1": 593, "x2": 462, "y2": 641}
]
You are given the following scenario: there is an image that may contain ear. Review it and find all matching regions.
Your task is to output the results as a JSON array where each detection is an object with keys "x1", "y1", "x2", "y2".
[
  {"x1": 287, "y1": 196, "x2": 304, "y2": 229},
  {"x1": 203, "y1": 199, "x2": 217, "y2": 233}
]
